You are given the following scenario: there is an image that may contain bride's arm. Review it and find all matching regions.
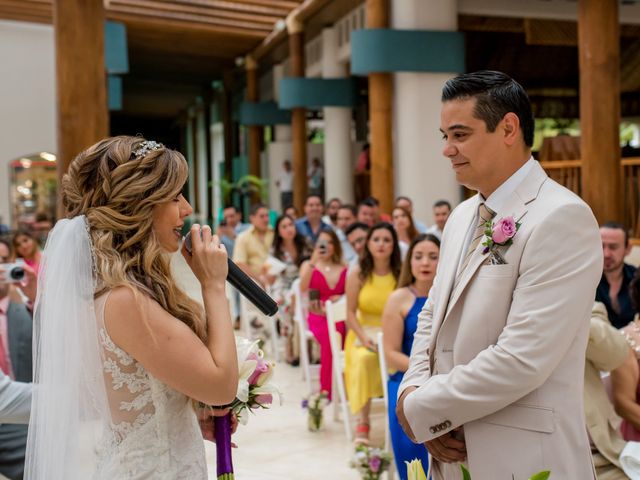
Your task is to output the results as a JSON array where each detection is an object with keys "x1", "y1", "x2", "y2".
[{"x1": 105, "y1": 227, "x2": 238, "y2": 406}]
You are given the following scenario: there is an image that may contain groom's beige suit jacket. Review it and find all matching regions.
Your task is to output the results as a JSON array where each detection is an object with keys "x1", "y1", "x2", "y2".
[{"x1": 400, "y1": 161, "x2": 602, "y2": 479}]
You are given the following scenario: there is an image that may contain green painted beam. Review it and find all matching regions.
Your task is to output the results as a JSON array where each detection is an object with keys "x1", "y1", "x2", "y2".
[
  {"x1": 239, "y1": 101, "x2": 291, "y2": 125},
  {"x1": 351, "y1": 29, "x2": 465, "y2": 75},
  {"x1": 279, "y1": 78, "x2": 357, "y2": 109}
]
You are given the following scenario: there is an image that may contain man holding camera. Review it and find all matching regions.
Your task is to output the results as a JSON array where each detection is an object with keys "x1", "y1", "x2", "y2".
[{"x1": 0, "y1": 238, "x2": 37, "y2": 480}]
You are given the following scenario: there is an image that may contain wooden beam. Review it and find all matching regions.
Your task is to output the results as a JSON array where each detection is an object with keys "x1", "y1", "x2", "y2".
[
  {"x1": 579, "y1": 0, "x2": 622, "y2": 224},
  {"x1": 227, "y1": 0, "x2": 302, "y2": 10},
  {"x1": 110, "y1": 0, "x2": 281, "y2": 25},
  {"x1": 524, "y1": 18, "x2": 577, "y2": 46},
  {"x1": 366, "y1": 0, "x2": 394, "y2": 215},
  {"x1": 107, "y1": 6, "x2": 270, "y2": 37},
  {"x1": 54, "y1": 0, "x2": 108, "y2": 215},
  {"x1": 178, "y1": 0, "x2": 292, "y2": 17},
  {"x1": 0, "y1": 9, "x2": 52, "y2": 23}
]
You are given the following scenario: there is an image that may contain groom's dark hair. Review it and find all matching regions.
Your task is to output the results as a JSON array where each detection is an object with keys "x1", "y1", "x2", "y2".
[{"x1": 442, "y1": 70, "x2": 535, "y2": 148}]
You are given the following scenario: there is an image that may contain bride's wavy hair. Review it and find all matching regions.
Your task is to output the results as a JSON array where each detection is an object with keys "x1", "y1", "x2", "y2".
[{"x1": 61, "y1": 135, "x2": 206, "y2": 340}]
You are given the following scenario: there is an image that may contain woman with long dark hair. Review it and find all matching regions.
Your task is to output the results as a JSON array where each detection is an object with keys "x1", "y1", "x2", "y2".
[
  {"x1": 344, "y1": 222, "x2": 402, "y2": 444},
  {"x1": 268, "y1": 214, "x2": 311, "y2": 364}
]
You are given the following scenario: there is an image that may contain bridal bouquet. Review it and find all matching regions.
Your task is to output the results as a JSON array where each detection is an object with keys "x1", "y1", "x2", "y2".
[
  {"x1": 461, "y1": 465, "x2": 550, "y2": 480},
  {"x1": 213, "y1": 336, "x2": 281, "y2": 480},
  {"x1": 349, "y1": 445, "x2": 392, "y2": 480},
  {"x1": 406, "y1": 458, "x2": 428, "y2": 480}
]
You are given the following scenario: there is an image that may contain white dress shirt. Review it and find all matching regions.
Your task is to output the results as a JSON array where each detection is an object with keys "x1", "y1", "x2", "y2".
[{"x1": 460, "y1": 157, "x2": 536, "y2": 261}]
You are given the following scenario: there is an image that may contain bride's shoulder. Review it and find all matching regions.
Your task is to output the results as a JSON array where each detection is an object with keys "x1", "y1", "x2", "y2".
[{"x1": 103, "y1": 286, "x2": 167, "y2": 335}]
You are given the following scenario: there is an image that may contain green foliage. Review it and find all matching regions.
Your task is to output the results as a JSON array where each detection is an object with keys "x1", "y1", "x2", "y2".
[
  {"x1": 217, "y1": 175, "x2": 268, "y2": 204},
  {"x1": 461, "y1": 465, "x2": 550, "y2": 480}
]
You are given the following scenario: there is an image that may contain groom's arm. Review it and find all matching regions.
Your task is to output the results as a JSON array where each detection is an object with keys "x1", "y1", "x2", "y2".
[{"x1": 402, "y1": 202, "x2": 603, "y2": 444}]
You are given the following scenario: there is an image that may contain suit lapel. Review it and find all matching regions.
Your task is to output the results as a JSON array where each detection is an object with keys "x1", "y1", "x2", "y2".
[
  {"x1": 428, "y1": 200, "x2": 477, "y2": 362},
  {"x1": 441, "y1": 161, "x2": 549, "y2": 325}
]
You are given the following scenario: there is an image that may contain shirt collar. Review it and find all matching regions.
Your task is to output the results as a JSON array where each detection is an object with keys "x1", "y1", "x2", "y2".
[
  {"x1": 0, "y1": 296, "x2": 9, "y2": 315},
  {"x1": 483, "y1": 157, "x2": 536, "y2": 213}
]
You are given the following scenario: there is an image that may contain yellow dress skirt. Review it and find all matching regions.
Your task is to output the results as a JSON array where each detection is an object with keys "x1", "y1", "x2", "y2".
[{"x1": 344, "y1": 272, "x2": 396, "y2": 414}]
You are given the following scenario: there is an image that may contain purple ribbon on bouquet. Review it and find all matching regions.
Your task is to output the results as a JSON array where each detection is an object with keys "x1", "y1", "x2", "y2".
[{"x1": 214, "y1": 413, "x2": 234, "y2": 480}]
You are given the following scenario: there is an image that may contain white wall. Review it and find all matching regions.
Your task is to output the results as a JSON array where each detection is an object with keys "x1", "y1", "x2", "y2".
[{"x1": 0, "y1": 20, "x2": 57, "y2": 226}]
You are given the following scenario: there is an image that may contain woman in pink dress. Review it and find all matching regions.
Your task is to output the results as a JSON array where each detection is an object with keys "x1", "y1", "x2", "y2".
[
  {"x1": 12, "y1": 230, "x2": 42, "y2": 274},
  {"x1": 299, "y1": 229, "x2": 347, "y2": 399}
]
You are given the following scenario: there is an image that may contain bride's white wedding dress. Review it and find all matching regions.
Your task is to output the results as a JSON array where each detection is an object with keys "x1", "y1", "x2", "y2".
[{"x1": 93, "y1": 292, "x2": 207, "y2": 479}]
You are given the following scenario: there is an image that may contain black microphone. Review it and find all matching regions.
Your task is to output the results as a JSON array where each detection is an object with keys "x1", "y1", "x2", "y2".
[{"x1": 183, "y1": 231, "x2": 279, "y2": 317}]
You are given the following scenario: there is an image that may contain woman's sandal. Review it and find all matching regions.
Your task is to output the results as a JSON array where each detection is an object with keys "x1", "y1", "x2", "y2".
[{"x1": 354, "y1": 422, "x2": 370, "y2": 446}]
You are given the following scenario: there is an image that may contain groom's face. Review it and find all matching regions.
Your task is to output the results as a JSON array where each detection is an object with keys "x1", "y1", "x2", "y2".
[{"x1": 440, "y1": 98, "x2": 505, "y2": 195}]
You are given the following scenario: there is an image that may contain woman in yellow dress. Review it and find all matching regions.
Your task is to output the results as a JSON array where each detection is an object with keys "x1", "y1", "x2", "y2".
[{"x1": 345, "y1": 222, "x2": 402, "y2": 444}]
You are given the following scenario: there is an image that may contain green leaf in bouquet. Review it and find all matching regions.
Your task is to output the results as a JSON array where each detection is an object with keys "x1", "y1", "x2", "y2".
[
  {"x1": 528, "y1": 472, "x2": 550, "y2": 480},
  {"x1": 460, "y1": 464, "x2": 472, "y2": 480}
]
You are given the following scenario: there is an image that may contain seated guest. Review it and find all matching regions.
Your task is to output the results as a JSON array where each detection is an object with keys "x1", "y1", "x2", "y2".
[
  {"x1": 322, "y1": 198, "x2": 342, "y2": 229},
  {"x1": 284, "y1": 205, "x2": 299, "y2": 220},
  {"x1": 364, "y1": 196, "x2": 391, "y2": 223},
  {"x1": 585, "y1": 302, "x2": 633, "y2": 480},
  {"x1": 0, "y1": 243, "x2": 37, "y2": 480},
  {"x1": 233, "y1": 204, "x2": 274, "y2": 285},
  {"x1": 295, "y1": 194, "x2": 331, "y2": 245},
  {"x1": 391, "y1": 206, "x2": 419, "y2": 259},
  {"x1": 426, "y1": 200, "x2": 452, "y2": 240},
  {"x1": 345, "y1": 223, "x2": 369, "y2": 269},
  {"x1": 12, "y1": 230, "x2": 42, "y2": 275},
  {"x1": 596, "y1": 222, "x2": 636, "y2": 328},
  {"x1": 218, "y1": 205, "x2": 249, "y2": 257},
  {"x1": 356, "y1": 199, "x2": 376, "y2": 228},
  {"x1": 0, "y1": 370, "x2": 30, "y2": 425},
  {"x1": 336, "y1": 205, "x2": 358, "y2": 263},
  {"x1": 345, "y1": 223, "x2": 401, "y2": 444},
  {"x1": 268, "y1": 215, "x2": 311, "y2": 365},
  {"x1": 299, "y1": 230, "x2": 347, "y2": 399},
  {"x1": 382, "y1": 234, "x2": 439, "y2": 480},
  {"x1": 395, "y1": 196, "x2": 428, "y2": 233}
]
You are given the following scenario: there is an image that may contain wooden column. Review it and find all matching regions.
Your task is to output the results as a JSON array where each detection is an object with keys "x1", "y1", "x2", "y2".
[
  {"x1": 54, "y1": 0, "x2": 108, "y2": 193},
  {"x1": 222, "y1": 70, "x2": 235, "y2": 182},
  {"x1": 246, "y1": 55, "x2": 262, "y2": 182},
  {"x1": 578, "y1": 0, "x2": 621, "y2": 223},
  {"x1": 366, "y1": 0, "x2": 394, "y2": 215},
  {"x1": 288, "y1": 15, "x2": 308, "y2": 213}
]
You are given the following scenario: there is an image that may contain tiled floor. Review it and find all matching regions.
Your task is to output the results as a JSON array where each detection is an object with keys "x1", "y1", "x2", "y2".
[{"x1": 171, "y1": 253, "x2": 389, "y2": 479}]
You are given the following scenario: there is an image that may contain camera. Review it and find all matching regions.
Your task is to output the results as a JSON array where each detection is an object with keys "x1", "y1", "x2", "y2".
[
  {"x1": 0, "y1": 263, "x2": 25, "y2": 284},
  {"x1": 317, "y1": 240, "x2": 328, "y2": 254}
]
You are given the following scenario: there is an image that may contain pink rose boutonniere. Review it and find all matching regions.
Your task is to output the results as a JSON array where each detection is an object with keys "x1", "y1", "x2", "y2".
[{"x1": 482, "y1": 215, "x2": 520, "y2": 255}]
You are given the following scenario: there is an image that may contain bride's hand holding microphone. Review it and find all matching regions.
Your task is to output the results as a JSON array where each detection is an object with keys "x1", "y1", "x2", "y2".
[{"x1": 182, "y1": 224, "x2": 228, "y2": 291}]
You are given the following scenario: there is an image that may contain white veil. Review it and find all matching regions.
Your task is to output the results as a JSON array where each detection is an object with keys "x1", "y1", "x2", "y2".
[{"x1": 25, "y1": 216, "x2": 110, "y2": 479}]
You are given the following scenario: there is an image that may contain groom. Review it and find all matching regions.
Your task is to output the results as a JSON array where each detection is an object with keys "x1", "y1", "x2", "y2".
[{"x1": 397, "y1": 71, "x2": 602, "y2": 479}]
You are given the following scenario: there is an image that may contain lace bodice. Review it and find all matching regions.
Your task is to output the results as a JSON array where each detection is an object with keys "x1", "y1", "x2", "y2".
[{"x1": 94, "y1": 292, "x2": 207, "y2": 479}]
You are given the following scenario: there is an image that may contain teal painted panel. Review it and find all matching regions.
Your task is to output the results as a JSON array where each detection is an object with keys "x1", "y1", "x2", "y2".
[
  {"x1": 279, "y1": 78, "x2": 357, "y2": 109},
  {"x1": 105, "y1": 21, "x2": 129, "y2": 74},
  {"x1": 351, "y1": 29, "x2": 464, "y2": 75},
  {"x1": 108, "y1": 75, "x2": 122, "y2": 111},
  {"x1": 240, "y1": 101, "x2": 291, "y2": 125}
]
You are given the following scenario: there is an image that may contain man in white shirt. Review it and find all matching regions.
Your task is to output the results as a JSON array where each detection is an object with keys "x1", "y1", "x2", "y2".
[
  {"x1": 425, "y1": 200, "x2": 452, "y2": 240},
  {"x1": 397, "y1": 70, "x2": 601, "y2": 479},
  {"x1": 276, "y1": 160, "x2": 293, "y2": 209}
]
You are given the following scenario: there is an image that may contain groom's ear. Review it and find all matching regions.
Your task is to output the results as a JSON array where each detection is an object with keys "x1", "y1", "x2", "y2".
[{"x1": 501, "y1": 112, "x2": 521, "y2": 147}]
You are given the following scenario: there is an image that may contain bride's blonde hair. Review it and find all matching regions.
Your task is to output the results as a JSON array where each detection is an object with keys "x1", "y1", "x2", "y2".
[{"x1": 61, "y1": 135, "x2": 206, "y2": 340}]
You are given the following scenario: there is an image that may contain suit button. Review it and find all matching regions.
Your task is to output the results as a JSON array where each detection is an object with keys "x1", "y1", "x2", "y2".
[
  {"x1": 445, "y1": 420, "x2": 452, "y2": 428},
  {"x1": 429, "y1": 426, "x2": 437, "y2": 434}
]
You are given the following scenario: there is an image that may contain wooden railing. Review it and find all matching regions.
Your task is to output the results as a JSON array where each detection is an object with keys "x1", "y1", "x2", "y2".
[{"x1": 539, "y1": 157, "x2": 640, "y2": 238}]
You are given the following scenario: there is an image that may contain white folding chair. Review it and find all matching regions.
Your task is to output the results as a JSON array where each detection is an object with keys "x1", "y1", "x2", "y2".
[
  {"x1": 376, "y1": 332, "x2": 392, "y2": 454},
  {"x1": 291, "y1": 279, "x2": 320, "y2": 394},
  {"x1": 326, "y1": 298, "x2": 352, "y2": 441}
]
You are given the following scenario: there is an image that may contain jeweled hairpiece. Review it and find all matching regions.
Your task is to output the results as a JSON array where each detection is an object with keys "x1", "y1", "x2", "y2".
[{"x1": 133, "y1": 140, "x2": 164, "y2": 159}]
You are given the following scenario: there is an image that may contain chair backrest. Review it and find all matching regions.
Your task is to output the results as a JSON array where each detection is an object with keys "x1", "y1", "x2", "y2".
[
  {"x1": 377, "y1": 332, "x2": 390, "y2": 410},
  {"x1": 325, "y1": 298, "x2": 347, "y2": 366},
  {"x1": 291, "y1": 278, "x2": 308, "y2": 329}
]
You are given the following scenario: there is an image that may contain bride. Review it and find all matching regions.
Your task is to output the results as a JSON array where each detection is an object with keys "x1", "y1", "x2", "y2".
[{"x1": 25, "y1": 136, "x2": 239, "y2": 479}]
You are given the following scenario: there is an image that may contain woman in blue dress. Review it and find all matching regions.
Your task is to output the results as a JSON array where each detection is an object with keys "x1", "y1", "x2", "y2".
[{"x1": 382, "y1": 233, "x2": 440, "y2": 480}]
